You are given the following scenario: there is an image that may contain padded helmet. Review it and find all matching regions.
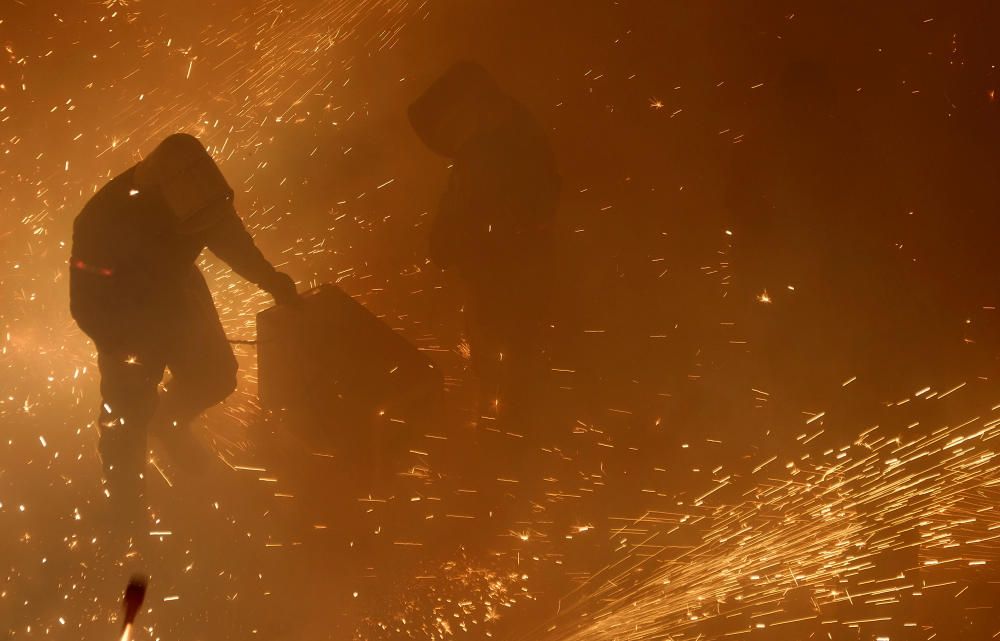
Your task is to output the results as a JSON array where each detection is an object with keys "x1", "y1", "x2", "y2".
[{"x1": 133, "y1": 133, "x2": 234, "y2": 234}]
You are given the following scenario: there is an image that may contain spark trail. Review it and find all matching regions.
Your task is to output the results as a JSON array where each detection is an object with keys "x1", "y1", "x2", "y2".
[{"x1": 534, "y1": 410, "x2": 1000, "y2": 640}]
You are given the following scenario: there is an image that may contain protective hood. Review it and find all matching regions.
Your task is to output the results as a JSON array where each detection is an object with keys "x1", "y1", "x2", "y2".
[
  {"x1": 133, "y1": 133, "x2": 234, "y2": 234},
  {"x1": 408, "y1": 61, "x2": 513, "y2": 158}
]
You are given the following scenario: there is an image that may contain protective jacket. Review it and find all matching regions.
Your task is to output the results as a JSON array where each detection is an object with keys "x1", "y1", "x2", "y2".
[
  {"x1": 70, "y1": 136, "x2": 286, "y2": 351},
  {"x1": 408, "y1": 62, "x2": 560, "y2": 289}
]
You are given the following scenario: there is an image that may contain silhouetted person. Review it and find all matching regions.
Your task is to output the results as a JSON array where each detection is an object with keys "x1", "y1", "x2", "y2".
[
  {"x1": 70, "y1": 133, "x2": 297, "y2": 531},
  {"x1": 409, "y1": 61, "x2": 560, "y2": 429}
]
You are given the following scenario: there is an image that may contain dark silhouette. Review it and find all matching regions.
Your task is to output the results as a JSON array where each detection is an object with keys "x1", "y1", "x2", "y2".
[
  {"x1": 409, "y1": 61, "x2": 560, "y2": 428},
  {"x1": 257, "y1": 283, "x2": 443, "y2": 489},
  {"x1": 69, "y1": 133, "x2": 297, "y2": 530}
]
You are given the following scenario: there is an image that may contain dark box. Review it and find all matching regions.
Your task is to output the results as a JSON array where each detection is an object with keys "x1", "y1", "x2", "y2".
[{"x1": 257, "y1": 284, "x2": 442, "y2": 432}]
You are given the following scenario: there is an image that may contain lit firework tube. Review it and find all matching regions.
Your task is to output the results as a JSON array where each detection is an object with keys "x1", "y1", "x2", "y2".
[{"x1": 120, "y1": 575, "x2": 148, "y2": 641}]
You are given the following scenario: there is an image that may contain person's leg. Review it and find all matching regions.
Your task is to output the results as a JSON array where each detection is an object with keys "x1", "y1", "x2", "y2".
[
  {"x1": 469, "y1": 303, "x2": 547, "y2": 428},
  {"x1": 152, "y1": 269, "x2": 238, "y2": 463},
  {"x1": 96, "y1": 349, "x2": 165, "y2": 531},
  {"x1": 498, "y1": 320, "x2": 549, "y2": 429},
  {"x1": 470, "y1": 305, "x2": 554, "y2": 532}
]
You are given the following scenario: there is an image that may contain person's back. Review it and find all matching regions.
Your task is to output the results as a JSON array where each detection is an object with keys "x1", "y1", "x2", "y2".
[
  {"x1": 462, "y1": 103, "x2": 557, "y2": 278},
  {"x1": 71, "y1": 165, "x2": 209, "y2": 350},
  {"x1": 410, "y1": 61, "x2": 559, "y2": 288}
]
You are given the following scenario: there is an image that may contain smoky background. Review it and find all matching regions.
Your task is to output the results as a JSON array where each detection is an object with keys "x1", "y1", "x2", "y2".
[{"x1": 3, "y1": 1, "x2": 1000, "y2": 638}]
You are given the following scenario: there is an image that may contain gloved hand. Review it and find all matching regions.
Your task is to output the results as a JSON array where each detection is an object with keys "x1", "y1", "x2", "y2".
[{"x1": 264, "y1": 272, "x2": 299, "y2": 306}]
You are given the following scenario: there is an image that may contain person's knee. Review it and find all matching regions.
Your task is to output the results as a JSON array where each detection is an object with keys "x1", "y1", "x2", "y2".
[
  {"x1": 215, "y1": 366, "x2": 239, "y2": 401},
  {"x1": 201, "y1": 359, "x2": 238, "y2": 405},
  {"x1": 160, "y1": 356, "x2": 237, "y2": 422}
]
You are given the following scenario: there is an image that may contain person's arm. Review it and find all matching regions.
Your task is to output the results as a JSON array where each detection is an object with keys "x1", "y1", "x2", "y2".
[
  {"x1": 428, "y1": 172, "x2": 467, "y2": 269},
  {"x1": 203, "y1": 209, "x2": 297, "y2": 304},
  {"x1": 428, "y1": 154, "x2": 500, "y2": 271}
]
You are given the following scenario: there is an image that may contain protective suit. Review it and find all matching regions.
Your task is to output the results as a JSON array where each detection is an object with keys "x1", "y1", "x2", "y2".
[
  {"x1": 409, "y1": 62, "x2": 560, "y2": 426},
  {"x1": 70, "y1": 133, "x2": 297, "y2": 527}
]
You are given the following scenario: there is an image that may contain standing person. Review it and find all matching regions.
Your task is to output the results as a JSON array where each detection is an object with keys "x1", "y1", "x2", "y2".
[
  {"x1": 409, "y1": 61, "x2": 560, "y2": 430},
  {"x1": 70, "y1": 133, "x2": 298, "y2": 531}
]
